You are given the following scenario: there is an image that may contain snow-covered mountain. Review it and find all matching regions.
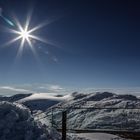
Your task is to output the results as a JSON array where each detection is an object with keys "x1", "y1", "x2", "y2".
[
  {"x1": 30, "y1": 92, "x2": 140, "y2": 133},
  {"x1": 0, "y1": 92, "x2": 139, "y2": 140}
]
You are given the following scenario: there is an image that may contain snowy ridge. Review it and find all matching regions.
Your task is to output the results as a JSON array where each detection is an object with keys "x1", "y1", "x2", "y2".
[
  {"x1": 0, "y1": 101, "x2": 61, "y2": 140},
  {"x1": 0, "y1": 93, "x2": 32, "y2": 102}
]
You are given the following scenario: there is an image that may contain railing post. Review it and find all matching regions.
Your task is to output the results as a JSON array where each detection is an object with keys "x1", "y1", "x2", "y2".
[
  {"x1": 51, "y1": 108, "x2": 53, "y2": 127},
  {"x1": 62, "y1": 110, "x2": 67, "y2": 140}
]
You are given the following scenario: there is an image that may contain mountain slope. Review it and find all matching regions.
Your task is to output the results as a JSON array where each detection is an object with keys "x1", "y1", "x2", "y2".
[
  {"x1": 0, "y1": 93, "x2": 32, "y2": 102},
  {"x1": 40, "y1": 92, "x2": 140, "y2": 131}
]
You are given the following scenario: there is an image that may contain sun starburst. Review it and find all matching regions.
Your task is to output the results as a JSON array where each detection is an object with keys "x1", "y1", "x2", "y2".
[
  {"x1": 2, "y1": 11, "x2": 60, "y2": 62},
  {"x1": 4, "y1": 13, "x2": 49, "y2": 59}
]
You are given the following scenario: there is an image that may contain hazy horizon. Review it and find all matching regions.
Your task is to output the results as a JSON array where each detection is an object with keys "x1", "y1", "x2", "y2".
[{"x1": 0, "y1": 83, "x2": 140, "y2": 96}]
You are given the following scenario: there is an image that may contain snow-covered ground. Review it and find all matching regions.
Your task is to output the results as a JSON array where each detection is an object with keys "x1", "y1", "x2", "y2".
[
  {"x1": 0, "y1": 101, "x2": 61, "y2": 140},
  {"x1": 68, "y1": 133, "x2": 127, "y2": 140}
]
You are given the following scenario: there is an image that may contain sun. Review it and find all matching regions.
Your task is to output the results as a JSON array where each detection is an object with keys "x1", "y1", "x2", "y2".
[
  {"x1": 3, "y1": 11, "x2": 59, "y2": 60},
  {"x1": 20, "y1": 30, "x2": 30, "y2": 40},
  {"x1": 4, "y1": 13, "x2": 49, "y2": 58},
  {"x1": 13, "y1": 22, "x2": 34, "y2": 48}
]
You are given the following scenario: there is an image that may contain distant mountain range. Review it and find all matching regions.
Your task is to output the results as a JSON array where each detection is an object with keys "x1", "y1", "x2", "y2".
[{"x1": 0, "y1": 93, "x2": 32, "y2": 102}]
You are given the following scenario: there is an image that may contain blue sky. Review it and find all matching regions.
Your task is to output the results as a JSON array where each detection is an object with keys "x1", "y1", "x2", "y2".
[{"x1": 0, "y1": 0, "x2": 140, "y2": 95}]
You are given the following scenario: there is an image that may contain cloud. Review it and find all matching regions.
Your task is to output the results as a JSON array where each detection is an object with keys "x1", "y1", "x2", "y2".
[
  {"x1": 0, "y1": 86, "x2": 32, "y2": 96},
  {"x1": 0, "y1": 83, "x2": 140, "y2": 97},
  {"x1": 39, "y1": 84, "x2": 64, "y2": 93},
  {"x1": 76, "y1": 87, "x2": 140, "y2": 96},
  {"x1": 46, "y1": 85, "x2": 63, "y2": 90},
  {"x1": 0, "y1": 86, "x2": 31, "y2": 92},
  {"x1": 0, "y1": 84, "x2": 67, "y2": 96}
]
